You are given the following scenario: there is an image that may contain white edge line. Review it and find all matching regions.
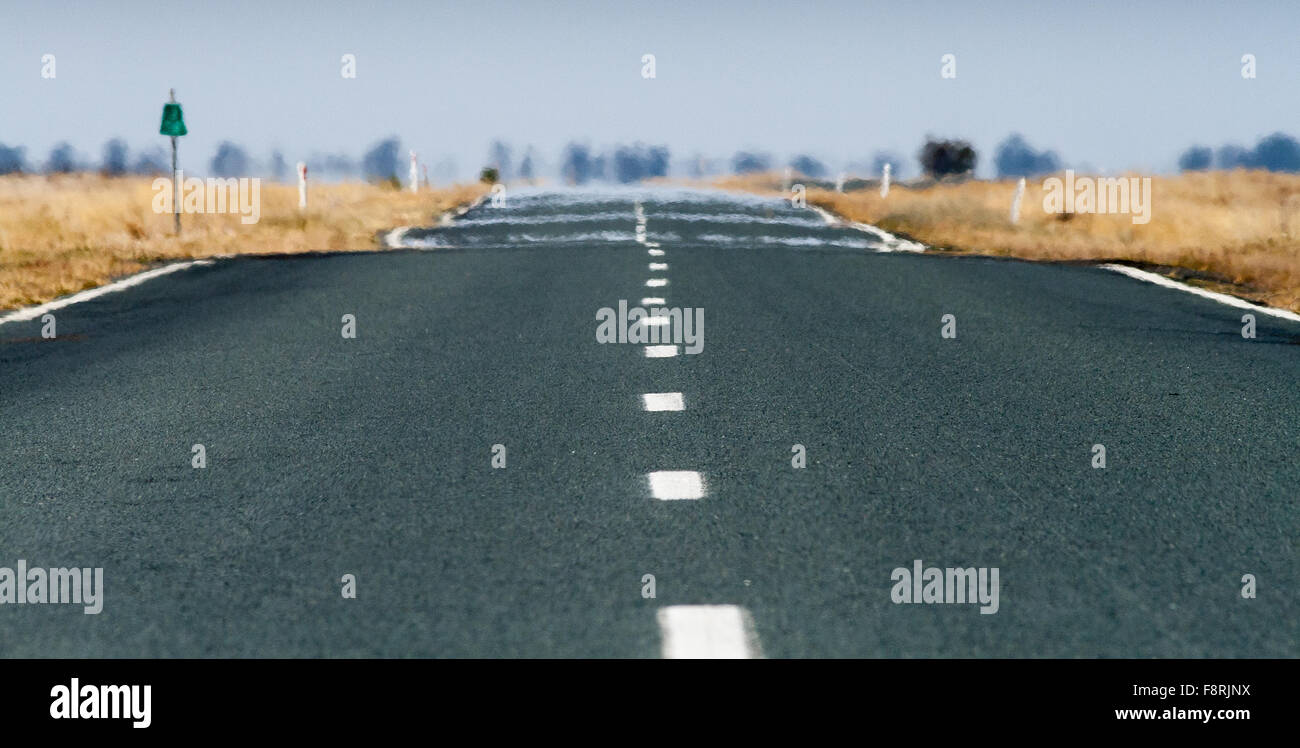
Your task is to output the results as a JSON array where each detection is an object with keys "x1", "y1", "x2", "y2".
[
  {"x1": 1100, "y1": 264, "x2": 1300, "y2": 323},
  {"x1": 810, "y1": 205, "x2": 926, "y2": 253},
  {"x1": 0, "y1": 260, "x2": 216, "y2": 326},
  {"x1": 383, "y1": 226, "x2": 410, "y2": 248},
  {"x1": 384, "y1": 193, "x2": 489, "y2": 249},
  {"x1": 811, "y1": 203, "x2": 1300, "y2": 324}
]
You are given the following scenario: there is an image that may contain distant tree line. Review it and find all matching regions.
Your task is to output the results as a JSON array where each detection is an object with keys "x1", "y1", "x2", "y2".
[
  {"x1": 993, "y1": 134, "x2": 1060, "y2": 178},
  {"x1": 0, "y1": 136, "x2": 410, "y2": 182},
  {"x1": 1178, "y1": 132, "x2": 1300, "y2": 173},
  {"x1": 6, "y1": 132, "x2": 1300, "y2": 182},
  {"x1": 560, "y1": 142, "x2": 671, "y2": 184}
]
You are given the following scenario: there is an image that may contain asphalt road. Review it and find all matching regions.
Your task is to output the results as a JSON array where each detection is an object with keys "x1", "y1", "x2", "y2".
[{"x1": 1, "y1": 187, "x2": 1296, "y2": 657}]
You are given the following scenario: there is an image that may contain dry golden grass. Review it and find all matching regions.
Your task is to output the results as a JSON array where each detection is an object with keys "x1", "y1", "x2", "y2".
[
  {"x1": 0, "y1": 174, "x2": 488, "y2": 311},
  {"x1": 715, "y1": 171, "x2": 1300, "y2": 313}
]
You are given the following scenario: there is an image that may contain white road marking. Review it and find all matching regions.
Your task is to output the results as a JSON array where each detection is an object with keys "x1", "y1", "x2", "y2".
[
  {"x1": 804, "y1": 207, "x2": 1300, "y2": 323},
  {"x1": 640, "y1": 316, "x2": 669, "y2": 326},
  {"x1": 384, "y1": 194, "x2": 489, "y2": 248},
  {"x1": 645, "y1": 278, "x2": 668, "y2": 287},
  {"x1": 1101, "y1": 264, "x2": 1300, "y2": 323},
  {"x1": 644, "y1": 345, "x2": 679, "y2": 358},
  {"x1": 649, "y1": 262, "x2": 668, "y2": 270},
  {"x1": 810, "y1": 205, "x2": 926, "y2": 253},
  {"x1": 646, "y1": 470, "x2": 705, "y2": 500},
  {"x1": 641, "y1": 297, "x2": 666, "y2": 305},
  {"x1": 384, "y1": 226, "x2": 411, "y2": 248},
  {"x1": 0, "y1": 260, "x2": 216, "y2": 326},
  {"x1": 648, "y1": 248, "x2": 665, "y2": 256},
  {"x1": 641, "y1": 392, "x2": 685, "y2": 411},
  {"x1": 645, "y1": 242, "x2": 661, "y2": 248},
  {"x1": 657, "y1": 605, "x2": 760, "y2": 659}
]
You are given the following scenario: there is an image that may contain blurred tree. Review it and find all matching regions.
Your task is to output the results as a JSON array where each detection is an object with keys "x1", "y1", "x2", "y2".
[
  {"x1": 1215, "y1": 144, "x2": 1251, "y2": 170},
  {"x1": 101, "y1": 138, "x2": 129, "y2": 177},
  {"x1": 919, "y1": 137, "x2": 976, "y2": 178},
  {"x1": 45, "y1": 142, "x2": 78, "y2": 173},
  {"x1": 210, "y1": 141, "x2": 250, "y2": 177},
  {"x1": 732, "y1": 151, "x2": 771, "y2": 174},
  {"x1": 488, "y1": 140, "x2": 513, "y2": 181},
  {"x1": 362, "y1": 137, "x2": 402, "y2": 181},
  {"x1": 789, "y1": 154, "x2": 827, "y2": 178},
  {"x1": 518, "y1": 148, "x2": 535, "y2": 181},
  {"x1": 1177, "y1": 145, "x2": 1213, "y2": 172},
  {"x1": 1251, "y1": 132, "x2": 1300, "y2": 172},
  {"x1": 561, "y1": 142, "x2": 594, "y2": 184},
  {"x1": 131, "y1": 146, "x2": 168, "y2": 175},
  {"x1": 613, "y1": 143, "x2": 670, "y2": 183},
  {"x1": 0, "y1": 143, "x2": 27, "y2": 175},
  {"x1": 994, "y1": 134, "x2": 1060, "y2": 177},
  {"x1": 269, "y1": 150, "x2": 289, "y2": 182}
]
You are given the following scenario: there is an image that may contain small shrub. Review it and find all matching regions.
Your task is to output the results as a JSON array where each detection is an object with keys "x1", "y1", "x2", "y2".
[{"x1": 919, "y1": 138, "x2": 976, "y2": 178}]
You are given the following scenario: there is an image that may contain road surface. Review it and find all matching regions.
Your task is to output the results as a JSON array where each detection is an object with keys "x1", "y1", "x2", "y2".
[{"x1": 1, "y1": 187, "x2": 1296, "y2": 657}]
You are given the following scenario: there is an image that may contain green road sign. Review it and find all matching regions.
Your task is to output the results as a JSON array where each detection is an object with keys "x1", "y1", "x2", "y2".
[{"x1": 160, "y1": 102, "x2": 187, "y2": 136}]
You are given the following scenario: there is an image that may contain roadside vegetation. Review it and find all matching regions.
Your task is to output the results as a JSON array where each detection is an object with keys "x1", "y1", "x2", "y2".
[
  {"x1": 715, "y1": 170, "x2": 1300, "y2": 314},
  {"x1": 0, "y1": 175, "x2": 487, "y2": 311}
]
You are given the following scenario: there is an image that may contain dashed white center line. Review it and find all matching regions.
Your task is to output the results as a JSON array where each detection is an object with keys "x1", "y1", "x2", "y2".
[
  {"x1": 657, "y1": 605, "x2": 760, "y2": 659},
  {"x1": 646, "y1": 470, "x2": 705, "y2": 500},
  {"x1": 641, "y1": 392, "x2": 684, "y2": 411},
  {"x1": 631, "y1": 202, "x2": 762, "y2": 656}
]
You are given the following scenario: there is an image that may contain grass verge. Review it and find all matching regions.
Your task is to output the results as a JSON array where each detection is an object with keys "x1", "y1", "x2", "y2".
[
  {"x1": 0, "y1": 174, "x2": 488, "y2": 312},
  {"x1": 715, "y1": 171, "x2": 1300, "y2": 313}
]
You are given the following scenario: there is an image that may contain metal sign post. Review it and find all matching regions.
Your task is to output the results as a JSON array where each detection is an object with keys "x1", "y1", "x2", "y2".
[
  {"x1": 171, "y1": 134, "x2": 178, "y2": 234},
  {"x1": 159, "y1": 89, "x2": 188, "y2": 235}
]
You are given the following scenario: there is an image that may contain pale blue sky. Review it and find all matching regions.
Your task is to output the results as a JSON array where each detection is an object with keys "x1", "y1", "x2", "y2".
[{"x1": 2, "y1": 0, "x2": 1296, "y2": 178}]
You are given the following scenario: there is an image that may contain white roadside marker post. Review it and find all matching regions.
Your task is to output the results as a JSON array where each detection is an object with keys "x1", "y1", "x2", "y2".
[
  {"x1": 409, "y1": 150, "x2": 419, "y2": 193},
  {"x1": 1011, "y1": 177, "x2": 1026, "y2": 224},
  {"x1": 835, "y1": 172, "x2": 845, "y2": 193},
  {"x1": 881, "y1": 163, "x2": 891, "y2": 198},
  {"x1": 297, "y1": 162, "x2": 308, "y2": 211}
]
